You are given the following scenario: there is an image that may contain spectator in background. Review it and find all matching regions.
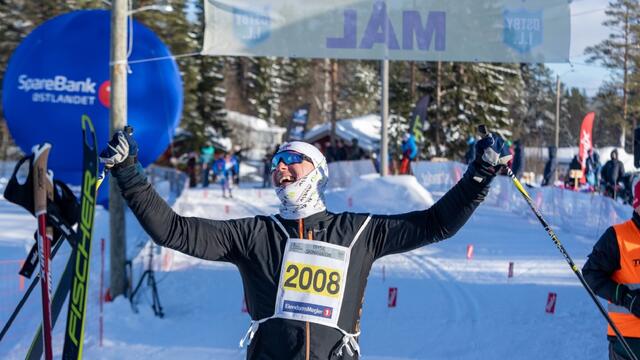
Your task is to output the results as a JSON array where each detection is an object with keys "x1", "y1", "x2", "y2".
[
  {"x1": 262, "y1": 147, "x2": 273, "y2": 188},
  {"x1": 231, "y1": 151, "x2": 240, "y2": 185},
  {"x1": 541, "y1": 146, "x2": 557, "y2": 187},
  {"x1": 464, "y1": 136, "x2": 476, "y2": 165},
  {"x1": 186, "y1": 152, "x2": 198, "y2": 188},
  {"x1": 372, "y1": 149, "x2": 394, "y2": 176},
  {"x1": 323, "y1": 141, "x2": 335, "y2": 162},
  {"x1": 601, "y1": 149, "x2": 626, "y2": 199},
  {"x1": 511, "y1": 140, "x2": 525, "y2": 179},
  {"x1": 334, "y1": 139, "x2": 347, "y2": 161},
  {"x1": 213, "y1": 152, "x2": 235, "y2": 198},
  {"x1": 566, "y1": 155, "x2": 583, "y2": 189},
  {"x1": 200, "y1": 143, "x2": 215, "y2": 188},
  {"x1": 346, "y1": 138, "x2": 366, "y2": 161},
  {"x1": 585, "y1": 149, "x2": 601, "y2": 188},
  {"x1": 400, "y1": 133, "x2": 418, "y2": 175}
]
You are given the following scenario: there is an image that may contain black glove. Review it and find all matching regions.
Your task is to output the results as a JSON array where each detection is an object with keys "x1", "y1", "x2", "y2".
[
  {"x1": 620, "y1": 287, "x2": 640, "y2": 318},
  {"x1": 99, "y1": 129, "x2": 138, "y2": 171},
  {"x1": 466, "y1": 132, "x2": 512, "y2": 185}
]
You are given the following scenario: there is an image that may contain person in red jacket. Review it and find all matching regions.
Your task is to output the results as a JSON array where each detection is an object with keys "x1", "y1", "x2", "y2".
[{"x1": 583, "y1": 180, "x2": 640, "y2": 360}]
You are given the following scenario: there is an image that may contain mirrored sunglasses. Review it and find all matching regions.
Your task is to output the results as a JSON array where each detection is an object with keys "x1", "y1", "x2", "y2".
[{"x1": 270, "y1": 151, "x2": 313, "y2": 172}]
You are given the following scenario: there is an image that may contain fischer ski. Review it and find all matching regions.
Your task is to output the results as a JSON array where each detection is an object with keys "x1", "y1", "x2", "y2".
[{"x1": 62, "y1": 115, "x2": 98, "y2": 360}]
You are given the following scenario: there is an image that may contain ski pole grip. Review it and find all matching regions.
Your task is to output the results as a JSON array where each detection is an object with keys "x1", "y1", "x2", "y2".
[{"x1": 124, "y1": 125, "x2": 134, "y2": 136}]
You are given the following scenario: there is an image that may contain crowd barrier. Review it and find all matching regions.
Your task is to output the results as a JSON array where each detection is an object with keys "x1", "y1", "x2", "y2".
[
  {"x1": 146, "y1": 165, "x2": 189, "y2": 200},
  {"x1": 327, "y1": 160, "x2": 630, "y2": 240},
  {"x1": 327, "y1": 160, "x2": 376, "y2": 189}
]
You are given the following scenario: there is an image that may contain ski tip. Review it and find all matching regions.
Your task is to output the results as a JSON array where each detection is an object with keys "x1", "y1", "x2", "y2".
[{"x1": 81, "y1": 114, "x2": 97, "y2": 150}]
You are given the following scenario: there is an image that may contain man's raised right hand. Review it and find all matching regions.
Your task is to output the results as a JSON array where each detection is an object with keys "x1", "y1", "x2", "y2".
[{"x1": 99, "y1": 129, "x2": 138, "y2": 170}]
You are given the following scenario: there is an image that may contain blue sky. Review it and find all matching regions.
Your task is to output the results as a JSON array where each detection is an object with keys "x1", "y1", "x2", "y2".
[{"x1": 546, "y1": 0, "x2": 611, "y2": 96}]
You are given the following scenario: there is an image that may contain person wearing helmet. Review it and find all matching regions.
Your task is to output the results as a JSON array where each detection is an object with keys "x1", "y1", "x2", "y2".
[{"x1": 99, "y1": 130, "x2": 511, "y2": 359}]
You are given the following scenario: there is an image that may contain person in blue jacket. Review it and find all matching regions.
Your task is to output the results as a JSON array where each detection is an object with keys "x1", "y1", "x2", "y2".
[
  {"x1": 213, "y1": 152, "x2": 235, "y2": 198},
  {"x1": 200, "y1": 144, "x2": 215, "y2": 188},
  {"x1": 400, "y1": 133, "x2": 418, "y2": 174}
]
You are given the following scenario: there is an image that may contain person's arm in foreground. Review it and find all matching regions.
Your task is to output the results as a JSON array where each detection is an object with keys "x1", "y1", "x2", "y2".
[{"x1": 100, "y1": 131, "x2": 247, "y2": 262}]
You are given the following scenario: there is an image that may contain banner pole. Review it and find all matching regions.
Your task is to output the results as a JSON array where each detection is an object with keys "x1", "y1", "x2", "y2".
[{"x1": 380, "y1": 60, "x2": 389, "y2": 176}]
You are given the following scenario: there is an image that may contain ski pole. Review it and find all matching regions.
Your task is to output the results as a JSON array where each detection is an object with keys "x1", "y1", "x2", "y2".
[
  {"x1": 477, "y1": 125, "x2": 638, "y2": 360},
  {"x1": 32, "y1": 143, "x2": 54, "y2": 360},
  {"x1": 96, "y1": 125, "x2": 134, "y2": 190}
]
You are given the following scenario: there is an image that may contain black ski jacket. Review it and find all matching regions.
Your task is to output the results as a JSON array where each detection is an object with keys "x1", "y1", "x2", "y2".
[
  {"x1": 113, "y1": 163, "x2": 492, "y2": 360},
  {"x1": 601, "y1": 159, "x2": 625, "y2": 186},
  {"x1": 582, "y1": 212, "x2": 640, "y2": 354}
]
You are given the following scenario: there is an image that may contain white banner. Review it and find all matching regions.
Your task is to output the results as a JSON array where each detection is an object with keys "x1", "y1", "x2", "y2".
[{"x1": 203, "y1": 0, "x2": 570, "y2": 63}]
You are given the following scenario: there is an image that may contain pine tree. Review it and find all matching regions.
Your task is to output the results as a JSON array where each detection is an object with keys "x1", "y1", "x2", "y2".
[
  {"x1": 277, "y1": 57, "x2": 317, "y2": 134},
  {"x1": 417, "y1": 62, "x2": 520, "y2": 159},
  {"x1": 564, "y1": 87, "x2": 589, "y2": 147},
  {"x1": 337, "y1": 60, "x2": 380, "y2": 120},
  {"x1": 585, "y1": 0, "x2": 640, "y2": 148},
  {"x1": 515, "y1": 64, "x2": 558, "y2": 147},
  {"x1": 593, "y1": 82, "x2": 625, "y2": 147},
  {"x1": 239, "y1": 56, "x2": 285, "y2": 125},
  {"x1": 135, "y1": 0, "x2": 228, "y2": 151},
  {"x1": 387, "y1": 61, "x2": 414, "y2": 157}
]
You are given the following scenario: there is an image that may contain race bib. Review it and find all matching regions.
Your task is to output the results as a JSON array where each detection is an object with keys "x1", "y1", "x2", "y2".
[{"x1": 274, "y1": 238, "x2": 350, "y2": 327}]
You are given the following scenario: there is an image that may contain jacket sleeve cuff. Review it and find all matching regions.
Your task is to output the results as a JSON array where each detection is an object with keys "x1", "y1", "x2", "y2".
[
  {"x1": 111, "y1": 162, "x2": 147, "y2": 191},
  {"x1": 463, "y1": 161, "x2": 497, "y2": 187}
]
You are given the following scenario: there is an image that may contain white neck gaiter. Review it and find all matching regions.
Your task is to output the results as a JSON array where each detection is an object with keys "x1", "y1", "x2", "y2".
[{"x1": 276, "y1": 161, "x2": 329, "y2": 220}]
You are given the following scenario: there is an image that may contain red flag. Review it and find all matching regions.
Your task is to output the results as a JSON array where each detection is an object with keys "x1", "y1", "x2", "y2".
[
  {"x1": 388, "y1": 287, "x2": 398, "y2": 308},
  {"x1": 578, "y1": 112, "x2": 595, "y2": 184},
  {"x1": 545, "y1": 292, "x2": 557, "y2": 314}
]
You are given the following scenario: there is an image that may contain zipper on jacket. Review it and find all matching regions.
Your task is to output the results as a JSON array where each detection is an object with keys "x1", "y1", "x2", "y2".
[
  {"x1": 306, "y1": 321, "x2": 311, "y2": 360},
  {"x1": 298, "y1": 219, "x2": 312, "y2": 360}
]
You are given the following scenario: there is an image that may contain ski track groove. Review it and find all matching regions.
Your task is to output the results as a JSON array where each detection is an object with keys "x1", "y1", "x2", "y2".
[{"x1": 401, "y1": 250, "x2": 480, "y2": 357}]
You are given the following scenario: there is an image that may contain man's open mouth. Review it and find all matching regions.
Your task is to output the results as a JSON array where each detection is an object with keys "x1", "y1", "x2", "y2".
[{"x1": 279, "y1": 175, "x2": 296, "y2": 186}]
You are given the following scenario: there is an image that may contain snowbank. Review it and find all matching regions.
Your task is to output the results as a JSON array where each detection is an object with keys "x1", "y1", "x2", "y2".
[{"x1": 326, "y1": 174, "x2": 434, "y2": 214}]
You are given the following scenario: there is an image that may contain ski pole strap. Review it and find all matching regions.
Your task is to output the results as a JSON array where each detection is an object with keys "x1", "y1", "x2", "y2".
[
  {"x1": 20, "y1": 212, "x2": 78, "y2": 278},
  {"x1": 332, "y1": 329, "x2": 361, "y2": 357},
  {"x1": 239, "y1": 317, "x2": 274, "y2": 348}
]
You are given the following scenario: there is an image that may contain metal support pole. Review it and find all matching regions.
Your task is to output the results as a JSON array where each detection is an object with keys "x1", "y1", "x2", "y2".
[
  {"x1": 380, "y1": 60, "x2": 389, "y2": 176},
  {"x1": 554, "y1": 75, "x2": 560, "y2": 183},
  {"x1": 109, "y1": 0, "x2": 128, "y2": 299},
  {"x1": 330, "y1": 60, "x2": 338, "y2": 148}
]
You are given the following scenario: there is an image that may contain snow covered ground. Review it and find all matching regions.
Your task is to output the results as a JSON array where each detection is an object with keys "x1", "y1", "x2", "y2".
[{"x1": 0, "y1": 167, "x2": 628, "y2": 359}]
